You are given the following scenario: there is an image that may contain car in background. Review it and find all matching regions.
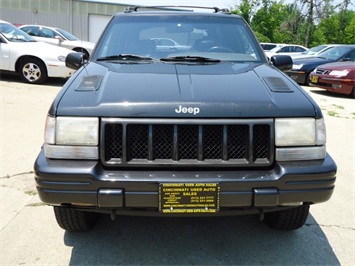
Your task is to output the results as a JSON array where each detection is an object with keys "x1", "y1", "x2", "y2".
[
  {"x1": 285, "y1": 45, "x2": 355, "y2": 85},
  {"x1": 260, "y1": 42, "x2": 279, "y2": 51},
  {"x1": 264, "y1": 44, "x2": 308, "y2": 59},
  {"x1": 290, "y1": 44, "x2": 341, "y2": 60},
  {"x1": 309, "y1": 61, "x2": 355, "y2": 98},
  {"x1": 19, "y1": 24, "x2": 95, "y2": 57},
  {"x1": 151, "y1": 38, "x2": 190, "y2": 51},
  {"x1": 0, "y1": 20, "x2": 74, "y2": 84}
]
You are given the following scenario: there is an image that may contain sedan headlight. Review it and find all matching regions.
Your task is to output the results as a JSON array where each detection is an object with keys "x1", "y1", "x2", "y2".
[
  {"x1": 58, "y1": 55, "x2": 66, "y2": 62},
  {"x1": 44, "y1": 116, "x2": 99, "y2": 159},
  {"x1": 275, "y1": 118, "x2": 326, "y2": 161},
  {"x1": 329, "y1": 70, "x2": 349, "y2": 76},
  {"x1": 292, "y1": 64, "x2": 304, "y2": 70}
]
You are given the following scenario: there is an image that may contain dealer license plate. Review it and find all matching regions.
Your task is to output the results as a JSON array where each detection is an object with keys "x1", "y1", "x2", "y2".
[
  {"x1": 159, "y1": 183, "x2": 220, "y2": 214},
  {"x1": 311, "y1": 75, "x2": 318, "y2": 83}
]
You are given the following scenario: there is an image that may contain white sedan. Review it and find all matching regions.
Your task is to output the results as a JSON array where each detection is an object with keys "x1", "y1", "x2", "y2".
[
  {"x1": 264, "y1": 44, "x2": 308, "y2": 59},
  {"x1": 19, "y1": 24, "x2": 95, "y2": 57},
  {"x1": 0, "y1": 20, "x2": 74, "y2": 84}
]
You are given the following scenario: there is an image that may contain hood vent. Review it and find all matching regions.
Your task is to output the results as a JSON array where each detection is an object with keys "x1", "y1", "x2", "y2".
[
  {"x1": 75, "y1": 75, "x2": 103, "y2": 91},
  {"x1": 263, "y1": 77, "x2": 294, "y2": 93}
]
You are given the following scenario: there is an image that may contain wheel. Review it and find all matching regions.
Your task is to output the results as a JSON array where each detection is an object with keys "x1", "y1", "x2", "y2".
[
  {"x1": 18, "y1": 57, "x2": 48, "y2": 84},
  {"x1": 207, "y1": 46, "x2": 233, "y2": 53},
  {"x1": 263, "y1": 205, "x2": 309, "y2": 230},
  {"x1": 351, "y1": 86, "x2": 355, "y2": 99},
  {"x1": 53, "y1": 206, "x2": 101, "y2": 232}
]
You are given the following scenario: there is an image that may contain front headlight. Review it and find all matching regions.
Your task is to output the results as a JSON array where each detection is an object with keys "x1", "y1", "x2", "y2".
[
  {"x1": 275, "y1": 118, "x2": 326, "y2": 161},
  {"x1": 58, "y1": 55, "x2": 66, "y2": 62},
  {"x1": 329, "y1": 70, "x2": 349, "y2": 76},
  {"x1": 292, "y1": 64, "x2": 304, "y2": 70},
  {"x1": 44, "y1": 116, "x2": 99, "y2": 159}
]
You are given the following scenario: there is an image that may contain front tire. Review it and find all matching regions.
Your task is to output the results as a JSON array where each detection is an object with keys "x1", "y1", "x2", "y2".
[
  {"x1": 18, "y1": 57, "x2": 48, "y2": 84},
  {"x1": 53, "y1": 207, "x2": 101, "y2": 232},
  {"x1": 264, "y1": 205, "x2": 310, "y2": 230}
]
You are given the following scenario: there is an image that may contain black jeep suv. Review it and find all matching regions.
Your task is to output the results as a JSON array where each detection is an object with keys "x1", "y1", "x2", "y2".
[{"x1": 34, "y1": 6, "x2": 337, "y2": 232}]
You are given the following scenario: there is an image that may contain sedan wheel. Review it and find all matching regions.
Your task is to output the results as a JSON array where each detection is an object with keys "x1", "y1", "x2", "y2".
[{"x1": 19, "y1": 57, "x2": 48, "y2": 84}]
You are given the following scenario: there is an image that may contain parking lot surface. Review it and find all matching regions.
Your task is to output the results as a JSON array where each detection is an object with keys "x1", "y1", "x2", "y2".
[{"x1": 1, "y1": 74, "x2": 354, "y2": 265}]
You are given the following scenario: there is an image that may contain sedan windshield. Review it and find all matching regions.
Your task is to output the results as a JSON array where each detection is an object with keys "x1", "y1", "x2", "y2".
[
  {"x1": 317, "y1": 46, "x2": 353, "y2": 60},
  {"x1": 93, "y1": 14, "x2": 263, "y2": 62},
  {"x1": 55, "y1": 28, "x2": 79, "y2": 41},
  {"x1": 0, "y1": 22, "x2": 36, "y2": 42}
]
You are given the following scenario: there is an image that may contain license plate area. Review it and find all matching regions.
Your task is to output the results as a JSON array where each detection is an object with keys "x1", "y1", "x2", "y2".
[
  {"x1": 159, "y1": 183, "x2": 220, "y2": 213},
  {"x1": 311, "y1": 75, "x2": 318, "y2": 83}
]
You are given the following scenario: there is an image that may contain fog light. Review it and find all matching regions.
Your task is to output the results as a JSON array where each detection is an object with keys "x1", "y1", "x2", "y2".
[{"x1": 332, "y1": 84, "x2": 342, "y2": 89}]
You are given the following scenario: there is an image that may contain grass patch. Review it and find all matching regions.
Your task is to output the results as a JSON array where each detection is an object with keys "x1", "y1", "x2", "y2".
[
  {"x1": 333, "y1": 104, "x2": 345, "y2": 109},
  {"x1": 25, "y1": 190, "x2": 37, "y2": 196},
  {"x1": 327, "y1": 111, "x2": 338, "y2": 117}
]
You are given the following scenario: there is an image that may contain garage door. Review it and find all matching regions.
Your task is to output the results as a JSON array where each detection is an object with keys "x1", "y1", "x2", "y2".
[{"x1": 88, "y1": 14, "x2": 111, "y2": 43}]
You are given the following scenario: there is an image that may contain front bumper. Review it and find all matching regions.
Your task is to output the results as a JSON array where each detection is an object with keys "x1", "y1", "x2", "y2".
[
  {"x1": 46, "y1": 61, "x2": 73, "y2": 78},
  {"x1": 285, "y1": 71, "x2": 307, "y2": 84},
  {"x1": 34, "y1": 149, "x2": 337, "y2": 216}
]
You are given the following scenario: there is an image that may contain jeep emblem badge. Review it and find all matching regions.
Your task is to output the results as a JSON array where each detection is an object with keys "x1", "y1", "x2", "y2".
[{"x1": 175, "y1": 105, "x2": 200, "y2": 115}]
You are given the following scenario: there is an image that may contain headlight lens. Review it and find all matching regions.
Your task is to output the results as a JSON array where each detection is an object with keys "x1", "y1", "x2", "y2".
[
  {"x1": 275, "y1": 118, "x2": 327, "y2": 161},
  {"x1": 58, "y1": 55, "x2": 66, "y2": 62},
  {"x1": 292, "y1": 64, "x2": 303, "y2": 70},
  {"x1": 276, "y1": 118, "x2": 316, "y2": 146},
  {"x1": 329, "y1": 70, "x2": 349, "y2": 76},
  {"x1": 56, "y1": 117, "x2": 99, "y2": 145},
  {"x1": 44, "y1": 116, "x2": 99, "y2": 159}
]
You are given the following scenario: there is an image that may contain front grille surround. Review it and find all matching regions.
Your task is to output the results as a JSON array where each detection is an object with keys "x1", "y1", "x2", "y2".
[{"x1": 101, "y1": 118, "x2": 274, "y2": 167}]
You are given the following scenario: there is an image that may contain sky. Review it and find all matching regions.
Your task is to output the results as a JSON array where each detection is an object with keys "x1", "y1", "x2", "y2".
[{"x1": 89, "y1": 0, "x2": 239, "y2": 10}]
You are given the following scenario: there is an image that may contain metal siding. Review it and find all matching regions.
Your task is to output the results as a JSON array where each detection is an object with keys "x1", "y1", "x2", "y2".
[{"x1": 0, "y1": 0, "x2": 125, "y2": 42}]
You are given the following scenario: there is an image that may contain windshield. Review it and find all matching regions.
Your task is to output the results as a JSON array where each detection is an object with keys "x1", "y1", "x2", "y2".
[
  {"x1": 269, "y1": 46, "x2": 284, "y2": 53},
  {"x1": 55, "y1": 28, "x2": 79, "y2": 41},
  {"x1": 317, "y1": 46, "x2": 353, "y2": 60},
  {"x1": 0, "y1": 22, "x2": 36, "y2": 42},
  {"x1": 303, "y1": 45, "x2": 327, "y2": 55},
  {"x1": 93, "y1": 14, "x2": 263, "y2": 62}
]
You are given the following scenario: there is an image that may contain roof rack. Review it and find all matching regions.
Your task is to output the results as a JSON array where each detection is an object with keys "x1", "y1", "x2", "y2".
[{"x1": 126, "y1": 6, "x2": 230, "y2": 13}]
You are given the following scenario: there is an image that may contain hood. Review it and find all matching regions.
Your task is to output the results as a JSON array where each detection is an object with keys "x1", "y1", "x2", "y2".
[
  {"x1": 293, "y1": 56, "x2": 333, "y2": 66},
  {"x1": 53, "y1": 61, "x2": 319, "y2": 118},
  {"x1": 316, "y1": 61, "x2": 355, "y2": 70}
]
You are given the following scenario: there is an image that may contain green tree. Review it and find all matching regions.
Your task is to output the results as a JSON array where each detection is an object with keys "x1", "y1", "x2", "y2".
[{"x1": 250, "y1": 0, "x2": 289, "y2": 43}]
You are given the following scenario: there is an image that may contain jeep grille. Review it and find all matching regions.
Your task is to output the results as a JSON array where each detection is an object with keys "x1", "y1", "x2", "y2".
[{"x1": 101, "y1": 119, "x2": 274, "y2": 167}]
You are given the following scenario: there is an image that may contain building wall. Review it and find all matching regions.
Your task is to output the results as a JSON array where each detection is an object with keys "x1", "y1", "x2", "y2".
[{"x1": 0, "y1": 0, "x2": 126, "y2": 41}]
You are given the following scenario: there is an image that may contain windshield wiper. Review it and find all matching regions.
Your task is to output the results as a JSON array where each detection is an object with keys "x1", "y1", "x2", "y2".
[
  {"x1": 160, "y1": 56, "x2": 221, "y2": 63},
  {"x1": 97, "y1": 54, "x2": 153, "y2": 61}
]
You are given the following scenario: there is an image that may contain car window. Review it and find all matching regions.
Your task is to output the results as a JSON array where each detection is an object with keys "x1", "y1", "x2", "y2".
[
  {"x1": 295, "y1": 46, "x2": 306, "y2": 52},
  {"x1": 55, "y1": 28, "x2": 79, "y2": 41},
  {"x1": 40, "y1": 28, "x2": 56, "y2": 38},
  {"x1": 319, "y1": 46, "x2": 353, "y2": 60},
  {"x1": 93, "y1": 15, "x2": 263, "y2": 62},
  {"x1": 279, "y1": 46, "x2": 291, "y2": 52},
  {"x1": 0, "y1": 22, "x2": 36, "y2": 42},
  {"x1": 21, "y1": 26, "x2": 40, "y2": 37}
]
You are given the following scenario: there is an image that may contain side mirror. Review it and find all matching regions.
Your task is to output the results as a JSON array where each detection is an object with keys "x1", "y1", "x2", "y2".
[
  {"x1": 270, "y1": 55, "x2": 293, "y2": 71},
  {"x1": 54, "y1": 36, "x2": 65, "y2": 42},
  {"x1": 65, "y1": 52, "x2": 88, "y2": 70}
]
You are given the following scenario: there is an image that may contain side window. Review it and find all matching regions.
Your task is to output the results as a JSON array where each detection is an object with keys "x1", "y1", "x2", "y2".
[
  {"x1": 280, "y1": 46, "x2": 291, "y2": 52},
  {"x1": 40, "y1": 28, "x2": 54, "y2": 38},
  {"x1": 22, "y1": 26, "x2": 39, "y2": 36},
  {"x1": 295, "y1": 46, "x2": 306, "y2": 52},
  {"x1": 341, "y1": 50, "x2": 355, "y2": 61}
]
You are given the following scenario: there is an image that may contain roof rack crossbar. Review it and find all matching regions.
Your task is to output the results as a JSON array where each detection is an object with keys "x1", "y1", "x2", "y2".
[{"x1": 125, "y1": 6, "x2": 230, "y2": 13}]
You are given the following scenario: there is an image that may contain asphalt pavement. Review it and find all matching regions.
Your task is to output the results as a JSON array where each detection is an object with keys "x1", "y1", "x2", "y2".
[{"x1": 0, "y1": 73, "x2": 354, "y2": 265}]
